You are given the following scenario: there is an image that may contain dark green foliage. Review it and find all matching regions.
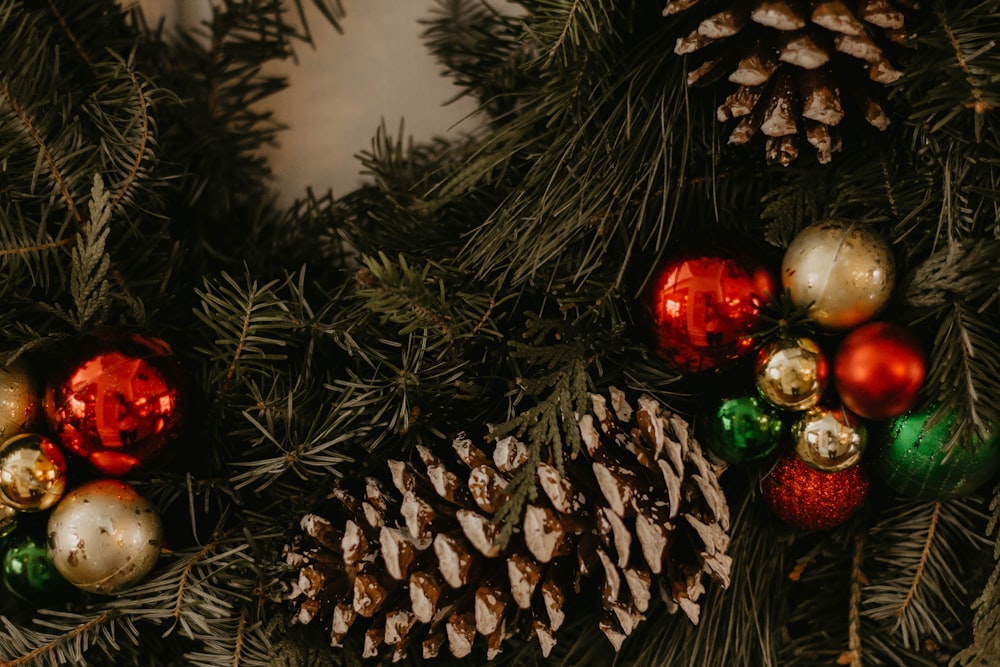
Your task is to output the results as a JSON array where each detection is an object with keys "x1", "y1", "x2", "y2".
[{"x1": 0, "y1": 0, "x2": 998, "y2": 666}]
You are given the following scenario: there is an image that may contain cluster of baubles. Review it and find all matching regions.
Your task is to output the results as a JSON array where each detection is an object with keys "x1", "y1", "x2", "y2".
[
  {"x1": 0, "y1": 330, "x2": 186, "y2": 598},
  {"x1": 649, "y1": 219, "x2": 1000, "y2": 531}
]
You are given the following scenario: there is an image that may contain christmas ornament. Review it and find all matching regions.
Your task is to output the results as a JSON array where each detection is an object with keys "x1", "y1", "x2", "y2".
[
  {"x1": 0, "y1": 433, "x2": 66, "y2": 511},
  {"x1": 755, "y1": 336, "x2": 828, "y2": 410},
  {"x1": 781, "y1": 220, "x2": 895, "y2": 329},
  {"x1": 874, "y1": 406, "x2": 1000, "y2": 500},
  {"x1": 46, "y1": 479, "x2": 163, "y2": 594},
  {"x1": 667, "y1": 0, "x2": 912, "y2": 165},
  {"x1": 44, "y1": 329, "x2": 191, "y2": 477},
  {"x1": 793, "y1": 405, "x2": 867, "y2": 472},
  {"x1": 285, "y1": 388, "x2": 731, "y2": 660},
  {"x1": 0, "y1": 503, "x2": 15, "y2": 539},
  {"x1": 833, "y1": 321, "x2": 924, "y2": 420},
  {"x1": 2, "y1": 532, "x2": 66, "y2": 599},
  {"x1": 648, "y1": 250, "x2": 774, "y2": 374},
  {"x1": 762, "y1": 450, "x2": 870, "y2": 530},
  {"x1": 702, "y1": 394, "x2": 786, "y2": 463},
  {"x1": 0, "y1": 359, "x2": 41, "y2": 441}
]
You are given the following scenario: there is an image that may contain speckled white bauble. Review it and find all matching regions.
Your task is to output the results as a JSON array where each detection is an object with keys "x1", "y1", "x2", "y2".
[
  {"x1": 781, "y1": 220, "x2": 895, "y2": 330},
  {"x1": 46, "y1": 479, "x2": 162, "y2": 594}
]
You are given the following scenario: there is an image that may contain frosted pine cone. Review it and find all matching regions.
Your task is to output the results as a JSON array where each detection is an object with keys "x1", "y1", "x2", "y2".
[
  {"x1": 666, "y1": 0, "x2": 915, "y2": 165},
  {"x1": 284, "y1": 388, "x2": 731, "y2": 661}
]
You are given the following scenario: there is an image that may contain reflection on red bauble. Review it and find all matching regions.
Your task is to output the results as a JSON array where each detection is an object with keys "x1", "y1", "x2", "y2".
[
  {"x1": 43, "y1": 330, "x2": 190, "y2": 476},
  {"x1": 648, "y1": 250, "x2": 774, "y2": 375},
  {"x1": 833, "y1": 322, "x2": 925, "y2": 421}
]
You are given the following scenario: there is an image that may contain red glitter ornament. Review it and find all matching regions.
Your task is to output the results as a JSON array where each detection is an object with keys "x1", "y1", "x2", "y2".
[
  {"x1": 648, "y1": 250, "x2": 775, "y2": 375},
  {"x1": 762, "y1": 451, "x2": 869, "y2": 531},
  {"x1": 43, "y1": 330, "x2": 191, "y2": 477},
  {"x1": 833, "y1": 321, "x2": 925, "y2": 421}
]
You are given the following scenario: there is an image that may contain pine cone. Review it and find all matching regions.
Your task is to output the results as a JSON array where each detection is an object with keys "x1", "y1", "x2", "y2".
[
  {"x1": 283, "y1": 388, "x2": 732, "y2": 661},
  {"x1": 666, "y1": 0, "x2": 914, "y2": 165}
]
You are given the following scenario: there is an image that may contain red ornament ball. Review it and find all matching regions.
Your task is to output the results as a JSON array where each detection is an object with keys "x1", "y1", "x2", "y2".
[
  {"x1": 43, "y1": 330, "x2": 191, "y2": 477},
  {"x1": 833, "y1": 321, "x2": 925, "y2": 421},
  {"x1": 762, "y1": 451, "x2": 869, "y2": 531},
  {"x1": 648, "y1": 250, "x2": 774, "y2": 374}
]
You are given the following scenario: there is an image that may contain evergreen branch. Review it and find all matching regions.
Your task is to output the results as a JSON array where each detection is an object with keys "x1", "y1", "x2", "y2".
[
  {"x1": 938, "y1": 10, "x2": 994, "y2": 116},
  {"x1": 37, "y1": 174, "x2": 118, "y2": 331},
  {"x1": 863, "y1": 497, "x2": 988, "y2": 650},
  {"x1": 354, "y1": 252, "x2": 502, "y2": 359},
  {"x1": 896, "y1": 502, "x2": 941, "y2": 623},
  {"x1": 233, "y1": 607, "x2": 247, "y2": 667},
  {"x1": 953, "y1": 484, "x2": 1000, "y2": 666},
  {"x1": 171, "y1": 540, "x2": 221, "y2": 629},
  {"x1": 103, "y1": 59, "x2": 152, "y2": 216},
  {"x1": 0, "y1": 611, "x2": 116, "y2": 667},
  {"x1": 194, "y1": 271, "x2": 293, "y2": 399},
  {"x1": 839, "y1": 532, "x2": 866, "y2": 667},
  {"x1": 44, "y1": 0, "x2": 91, "y2": 65},
  {"x1": 0, "y1": 79, "x2": 83, "y2": 224},
  {"x1": 547, "y1": 0, "x2": 583, "y2": 63},
  {"x1": 0, "y1": 237, "x2": 74, "y2": 256}
]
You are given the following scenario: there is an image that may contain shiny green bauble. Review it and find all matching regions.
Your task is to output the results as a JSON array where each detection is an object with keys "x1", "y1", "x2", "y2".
[
  {"x1": 2, "y1": 532, "x2": 66, "y2": 599},
  {"x1": 874, "y1": 407, "x2": 1000, "y2": 500},
  {"x1": 702, "y1": 395, "x2": 787, "y2": 464}
]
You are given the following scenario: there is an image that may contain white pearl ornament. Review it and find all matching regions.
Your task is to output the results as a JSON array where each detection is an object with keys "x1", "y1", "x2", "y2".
[
  {"x1": 46, "y1": 479, "x2": 163, "y2": 594},
  {"x1": 781, "y1": 220, "x2": 895, "y2": 330}
]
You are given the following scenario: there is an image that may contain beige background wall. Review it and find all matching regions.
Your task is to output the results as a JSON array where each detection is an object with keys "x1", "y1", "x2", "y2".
[{"x1": 136, "y1": 1, "x2": 480, "y2": 203}]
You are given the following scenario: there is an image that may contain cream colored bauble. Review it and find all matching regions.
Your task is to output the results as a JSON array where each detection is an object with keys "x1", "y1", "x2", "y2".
[
  {"x1": 47, "y1": 479, "x2": 162, "y2": 594},
  {"x1": 781, "y1": 220, "x2": 895, "y2": 330}
]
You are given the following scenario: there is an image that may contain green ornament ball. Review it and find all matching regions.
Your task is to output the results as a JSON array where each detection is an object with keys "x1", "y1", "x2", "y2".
[
  {"x1": 702, "y1": 395, "x2": 787, "y2": 464},
  {"x1": 3, "y1": 533, "x2": 66, "y2": 599},
  {"x1": 874, "y1": 407, "x2": 1000, "y2": 500}
]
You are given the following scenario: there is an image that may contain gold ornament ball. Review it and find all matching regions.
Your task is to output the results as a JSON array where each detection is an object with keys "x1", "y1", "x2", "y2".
[
  {"x1": 781, "y1": 220, "x2": 895, "y2": 330},
  {"x1": 793, "y1": 406, "x2": 867, "y2": 472},
  {"x1": 755, "y1": 337, "x2": 829, "y2": 411},
  {"x1": 0, "y1": 503, "x2": 16, "y2": 539},
  {"x1": 0, "y1": 360, "x2": 41, "y2": 440},
  {"x1": 46, "y1": 479, "x2": 163, "y2": 594},
  {"x1": 0, "y1": 433, "x2": 66, "y2": 511}
]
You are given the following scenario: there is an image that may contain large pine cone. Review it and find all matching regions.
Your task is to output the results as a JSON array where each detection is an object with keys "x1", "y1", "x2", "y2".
[
  {"x1": 666, "y1": 0, "x2": 914, "y2": 165},
  {"x1": 283, "y1": 388, "x2": 731, "y2": 661}
]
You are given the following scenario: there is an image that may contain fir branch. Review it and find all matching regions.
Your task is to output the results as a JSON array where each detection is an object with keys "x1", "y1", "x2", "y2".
[
  {"x1": 194, "y1": 270, "x2": 293, "y2": 398},
  {"x1": 0, "y1": 611, "x2": 118, "y2": 667},
  {"x1": 863, "y1": 496, "x2": 988, "y2": 650},
  {"x1": 903, "y1": 2, "x2": 1000, "y2": 141},
  {"x1": 953, "y1": 485, "x2": 1000, "y2": 666},
  {"x1": 0, "y1": 79, "x2": 83, "y2": 224},
  {"x1": 420, "y1": 0, "x2": 534, "y2": 117},
  {"x1": 839, "y1": 533, "x2": 866, "y2": 667},
  {"x1": 354, "y1": 252, "x2": 502, "y2": 358},
  {"x1": 39, "y1": 174, "x2": 116, "y2": 331},
  {"x1": 44, "y1": 0, "x2": 92, "y2": 65},
  {"x1": 0, "y1": 237, "x2": 74, "y2": 257}
]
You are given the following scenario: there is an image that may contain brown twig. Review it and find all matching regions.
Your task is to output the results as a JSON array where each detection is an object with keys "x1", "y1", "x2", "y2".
[
  {"x1": 0, "y1": 611, "x2": 114, "y2": 667},
  {"x1": 0, "y1": 81, "x2": 83, "y2": 224}
]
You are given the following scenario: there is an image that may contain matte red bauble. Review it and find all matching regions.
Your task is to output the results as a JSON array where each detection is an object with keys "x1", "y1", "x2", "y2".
[
  {"x1": 762, "y1": 451, "x2": 869, "y2": 531},
  {"x1": 44, "y1": 330, "x2": 191, "y2": 477},
  {"x1": 833, "y1": 321, "x2": 925, "y2": 421},
  {"x1": 648, "y1": 250, "x2": 775, "y2": 374}
]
